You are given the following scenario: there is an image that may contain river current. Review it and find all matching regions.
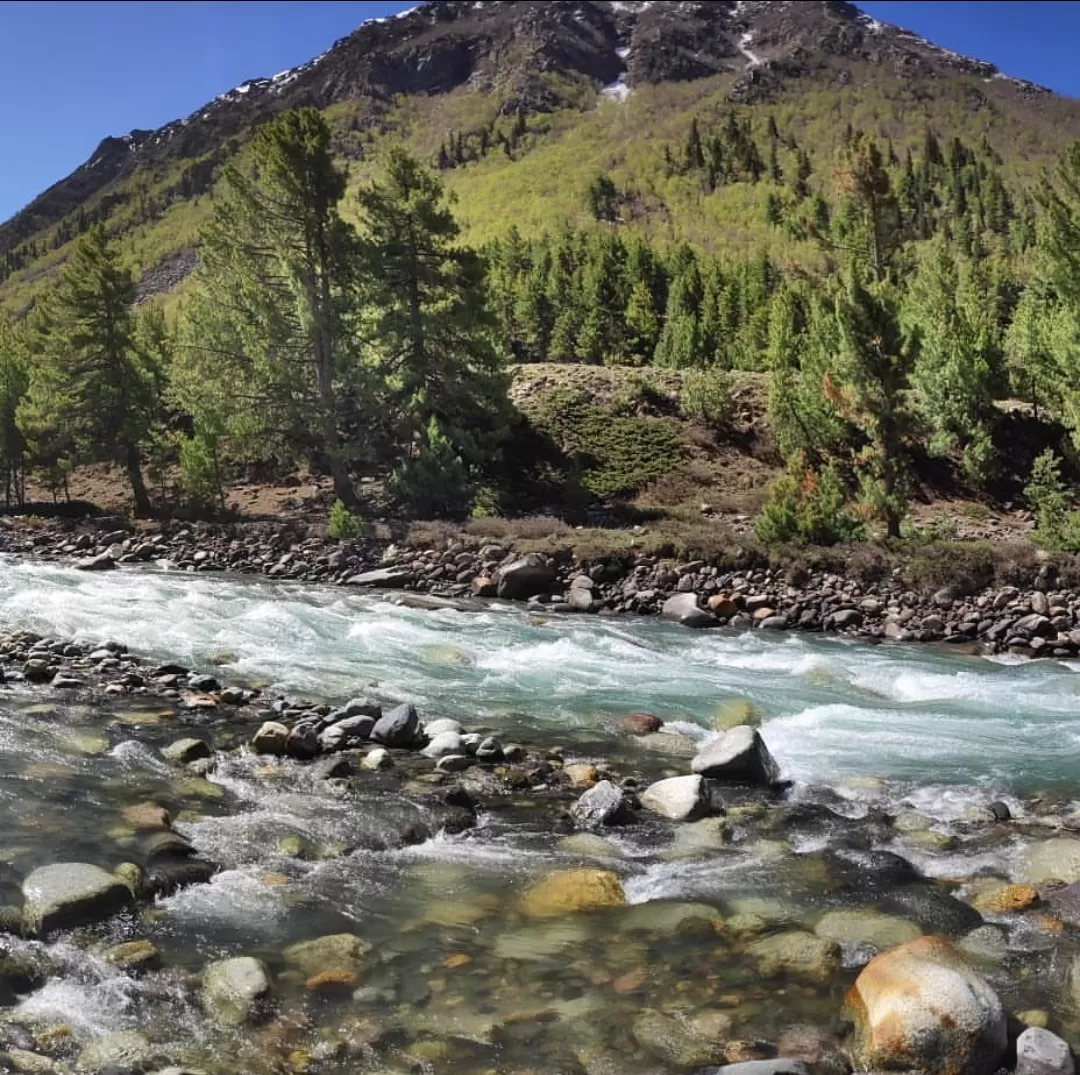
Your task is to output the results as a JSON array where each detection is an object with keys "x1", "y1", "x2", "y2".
[{"x1": 0, "y1": 556, "x2": 1076, "y2": 1073}]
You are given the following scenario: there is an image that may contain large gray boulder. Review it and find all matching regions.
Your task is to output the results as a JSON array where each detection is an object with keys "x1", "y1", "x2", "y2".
[
  {"x1": 661, "y1": 593, "x2": 716, "y2": 629},
  {"x1": 371, "y1": 703, "x2": 421, "y2": 748},
  {"x1": 846, "y1": 936, "x2": 1006, "y2": 1075},
  {"x1": 202, "y1": 956, "x2": 274, "y2": 1027},
  {"x1": 692, "y1": 725, "x2": 780, "y2": 785},
  {"x1": 421, "y1": 731, "x2": 464, "y2": 759},
  {"x1": 571, "y1": 780, "x2": 633, "y2": 829},
  {"x1": 496, "y1": 554, "x2": 556, "y2": 600},
  {"x1": 22, "y1": 863, "x2": 134, "y2": 937},
  {"x1": 640, "y1": 775, "x2": 712, "y2": 821}
]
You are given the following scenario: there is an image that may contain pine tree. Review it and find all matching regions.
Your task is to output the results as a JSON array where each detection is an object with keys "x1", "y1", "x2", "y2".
[
  {"x1": 21, "y1": 225, "x2": 155, "y2": 513},
  {"x1": 0, "y1": 316, "x2": 28, "y2": 506},
  {"x1": 173, "y1": 108, "x2": 361, "y2": 504},
  {"x1": 356, "y1": 146, "x2": 508, "y2": 510}
]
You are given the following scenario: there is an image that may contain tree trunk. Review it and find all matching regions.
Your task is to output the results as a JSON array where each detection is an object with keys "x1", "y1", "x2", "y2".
[{"x1": 125, "y1": 442, "x2": 153, "y2": 516}]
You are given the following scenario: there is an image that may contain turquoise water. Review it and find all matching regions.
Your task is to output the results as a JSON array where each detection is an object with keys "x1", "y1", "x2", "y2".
[{"x1": 2, "y1": 556, "x2": 1078, "y2": 793}]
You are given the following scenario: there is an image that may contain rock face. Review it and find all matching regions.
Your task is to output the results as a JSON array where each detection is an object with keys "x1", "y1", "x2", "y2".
[
  {"x1": 496, "y1": 554, "x2": 556, "y2": 600},
  {"x1": 22, "y1": 863, "x2": 134, "y2": 937},
  {"x1": 520, "y1": 869, "x2": 625, "y2": 918},
  {"x1": 661, "y1": 593, "x2": 716, "y2": 629},
  {"x1": 202, "y1": 956, "x2": 274, "y2": 1027},
  {"x1": 570, "y1": 780, "x2": 633, "y2": 829},
  {"x1": 371, "y1": 703, "x2": 421, "y2": 747},
  {"x1": 691, "y1": 725, "x2": 780, "y2": 785},
  {"x1": 846, "y1": 936, "x2": 1007, "y2": 1075},
  {"x1": 1015, "y1": 1028, "x2": 1075, "y2": 1075},
  {"x1": 640, "y1": 774, "x2": 711, "y2": 821}
]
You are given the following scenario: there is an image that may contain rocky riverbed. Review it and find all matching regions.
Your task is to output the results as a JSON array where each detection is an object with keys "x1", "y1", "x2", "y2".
[
  {"x1": 0, "y1": 620, "x2": 1078, "y2": 1074},
  {"x1": 1, "y1": 516, "x2": 1077, "y2": 660}
]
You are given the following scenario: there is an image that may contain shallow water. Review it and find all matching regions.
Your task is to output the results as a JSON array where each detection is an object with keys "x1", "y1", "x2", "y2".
[{"x1": 0, "y1": 558, "x2": 1077, "y2": 1071}]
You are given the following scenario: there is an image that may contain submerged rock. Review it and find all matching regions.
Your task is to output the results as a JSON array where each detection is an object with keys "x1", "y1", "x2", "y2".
[
  {"x1": 202, "y1": 956, "x2": 274, "y2": 1027},
  {"x1": 520, "y1": 868, "x2": 625, "y2": 918},
  {"x1": 622, "y1": 712, "x2": 662, "y2": 736},
  {"x1": 22, "y1": 863, "x2": 133, "y2": 937},
  {"x1": 632, "y1": 1008, "x2": 727, "y2": 1068},
  {"x1": 692, "y1": 725, "x2": 780, "y2": 785},
  {"x1": 1021, "y1": 838, "x2": 1080, "y2": 884},
  {"x1": 160, "y1": 737, "x2": 211, "y2": 765},
  {"x1": 640, "y1": 774, "x2": 711, "y2": 821},
  {"x1": 282, "y1": 933, "x2": 371, "y2": 978},
  {"x1": 813, "y1": 909, "x2": 922, "y2": 952},
  {"x1": 846, "y1": 936, "x2": 1006, "y2": 1075},
  {"x1": 76, "y1": 1030, "x2": 158, "y2": 1073},
  {"x1": 748, "y1": 930, "x2": 840, "y2": 983}
]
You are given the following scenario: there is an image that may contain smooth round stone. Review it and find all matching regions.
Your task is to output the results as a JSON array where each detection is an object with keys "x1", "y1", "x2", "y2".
[
  {"x1": 814, "y1": 909, "x2": 922, "y2": 952},
  {"x1": 422, "y1": 719, "x2": 463, "y2": 738},
  {"x1": 421, "y1": 732, "x2": 464, "y2": 759},
  {"x1": 201, "y1": 956, "x2": 274, "y2": 1027},
  {"x1": 435, "y1": 754, "x2": 473, "y2": 773},
  {"x1": 957, "y1": 925, "x2": 1008, "y2": 966}
]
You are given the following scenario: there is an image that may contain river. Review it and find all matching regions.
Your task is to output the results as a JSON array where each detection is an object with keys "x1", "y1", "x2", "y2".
[{"x1": 0, "y1": 557, "x2": 1075, "y2": 1072}]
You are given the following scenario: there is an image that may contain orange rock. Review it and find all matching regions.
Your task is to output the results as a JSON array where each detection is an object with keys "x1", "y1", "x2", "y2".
[
  {"x1": 122, "y1": 802, "x2": 171, "y2": 831},
  {"x1": 444, "y1": 952, "x2": 472, "y2": 969},
  {"x1": 305, "y1": 970, "x2": 357, "y2": 994},
  {"x1": 520, "y1": 868, "x2": 625, "y2": 918},
  {"x1": 622, "y1": 712, "x2": 663, "y2": 736},
  {"x1": 563, "y1": 763, "x2": 600, "y2": 788},
  {"x1": 972, "y1": 883, "x2": 1039, "y2": 915},
  {"x1": 752, "y1": 607, "x2": 776, "y2": 622},
  {"x1": 708, "y1": 595, "x2": 739, "y2": 617}
]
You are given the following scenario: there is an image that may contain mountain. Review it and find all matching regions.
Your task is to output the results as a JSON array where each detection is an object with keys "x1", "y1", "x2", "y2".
[{"x1": 3, "y1": 0, "x2": 1080, "y2": 313}]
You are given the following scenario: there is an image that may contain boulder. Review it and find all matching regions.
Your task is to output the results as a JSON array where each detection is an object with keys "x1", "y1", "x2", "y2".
[
  {"x1": 692, "y1": 726, "x2": 780, "y2": 785},
  {"x1": 661, "y1": 593, "x2": 716, "y2": 629},
  {"x1": 370, "y1": 703, "x2": 421, "y2": 748},
  {"x1": 1016, "y1": 1028, "x2": 1075, "y2": 1075},
  {"x1": 496, "y1": 554, "x2": 556, "y2": 600},
  {"x1": 622, "y1": 712, "x2": 663, "y2": 736},
  {"x1": 567, "y1": 587, "x2": 594, "y2": 612},
  {"x1": 345, "y1": 567, "x2": 413, "y2": 588},
  {"x1": 422, "y1": 718, "x2": 463, "y2": 738},
  {"x1": 22, "y1": 863, "x2": 134, "y2": 937},
  {"x1": 845, "y1": 936, "x2": 1007, "y2": 1075},
  {"x1": 282, "y1": 933, "x2": 371, "y2": 978},
  {"x1": 881, "y1": 884, "x2": 984, "y2": 936},
  {"x1": 75, "y1": 552, "x2": 116, "y2": 572},
  {"x1": 813, "y1": 909, "x2": 922, "y2": 952},
  {"x1": 121, "y1": 803, "x2": 171, "y2": 831},
  {"x1": 318, "y1": 714, "x2": 375, "y2": 752},
  {"x1": 284, "y1": 724, "x2": 319, "y2": 760},
  {"x1": 520, "y1": 869, "x2": 625, "y2": 918},
  {"x1": 1047, "y1": 882, "x2": 1080, "y2": 927},
  {"x1": 748, "y1": 931, "x2": 840, "y2": 984},
  {"x1": 640, "y1": 774, "x2": 712, "y2": 821},
  {"x1": 421, "y1": 731, "x2": 464, "y2": 759},
  {"x1": 251, "y1": 721, "x2": 289, "y2": 756},
  {"x1": 1021, "y1": 838, "x2": 1080, "y2": 884},
  {"x1": 160, "y1": 738, "x2": 211, "y2": 765},
  {"x1": 570, "y1": 781, "x2": 633, "y2": 829},
  {"x1": 202, "y1": 956, "x2": 274, "y2": 1027}
]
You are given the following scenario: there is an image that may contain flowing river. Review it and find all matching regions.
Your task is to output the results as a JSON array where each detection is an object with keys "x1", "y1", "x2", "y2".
[{"x1": 0, "y1": 556, "x2": 1078, "y2": 1072}]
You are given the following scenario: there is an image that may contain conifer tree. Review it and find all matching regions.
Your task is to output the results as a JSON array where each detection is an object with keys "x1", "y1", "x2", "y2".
[
  {"x1": 173, "y1": 108, "x2": 361, "y2": 504},
  {"x1": 20, "y1": 225, "x2": 155, "y2": 513},
  {"x1": 356, "y1": 146, "x2": 508, "y2": 513}
]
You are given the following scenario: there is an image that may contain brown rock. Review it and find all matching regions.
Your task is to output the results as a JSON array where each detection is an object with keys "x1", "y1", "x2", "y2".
[
  {"x1": 472, "y1": 575, "x2": 497, "y2": 598},
  {"x1": 752, "y1": 606, "x2": 777, "y2": 622},
  {"x1": 121, "y1": 802, "x2": 171, "y2": 831},
  {"x1": 708, "y1": 594, "x2": 739, "y2": 617},
  {"x1": 622, "y1": 712, "x2": 663, "y2": 736},
  {"x1": 563, "y1": 763, "x2": 600, "y2": 789},
  {"x1": 305, "y1": 970, "x2": 358, "y2": 994},
  {"x1": 613, "y1": 967, "x2": 647, "y2": 994}
]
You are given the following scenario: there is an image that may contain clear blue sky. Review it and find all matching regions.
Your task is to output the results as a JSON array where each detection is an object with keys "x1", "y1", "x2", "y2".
[{"x1": 1, "y1": 0, "x2": 1077, "y2": 225}]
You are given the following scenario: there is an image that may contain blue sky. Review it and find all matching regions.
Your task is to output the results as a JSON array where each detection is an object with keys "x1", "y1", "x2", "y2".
[{"x1": 1, "y1": 0, "x2": 1077, "y2": 225}]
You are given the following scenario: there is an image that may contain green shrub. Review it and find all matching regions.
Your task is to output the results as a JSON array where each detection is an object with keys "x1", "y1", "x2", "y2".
[
  {"x1": 681, "y1": 368, "x2": 735, "y2": 432},
  {"x1": 178, "y1": 432, "x2": 223, "y2": 508},
  {"x1": 754, "y1": 461, "x2": 864, "y2": 546},
  {"x1": 328, "y1": 499, "x2": 364, "y2": 540},
  {"x1": 390, "y1": 417, "x2": 473, "y2": 518},
  {"x1": 1025, "y1": 449, "x2": 1080, "y2": 552}
]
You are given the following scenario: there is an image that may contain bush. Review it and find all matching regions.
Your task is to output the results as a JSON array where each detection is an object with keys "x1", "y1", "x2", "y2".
[
  {"x1": 328, "y1": 499, "x2": 363, "y2": 541},
  {"x1": 754, "y1": 461, "x2": 864, "y2": 546},
  {"x1": 390, "y1": 417, "x2": 473, "y2": 518},
  {"x1": 1025, "y1": 449, "x2": 1080, "y2": 552},
  {"x1": 178, "y1": 432, "x2": 222, "y2": 508},
  {"x1": 681, "y1": 368, "x2": 734, "y2": 432}
]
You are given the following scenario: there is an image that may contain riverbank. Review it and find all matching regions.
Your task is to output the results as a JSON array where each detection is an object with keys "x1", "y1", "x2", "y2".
[
  {"x1": 1, "y1": 514, "x2": 1077, "y2": 660},
  {"x1": 0, "y1": 614, "x2": 1078, "y2": 1073}
]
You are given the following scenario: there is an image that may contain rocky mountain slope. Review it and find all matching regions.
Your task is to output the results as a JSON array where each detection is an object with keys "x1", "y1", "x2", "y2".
[{"x1": 3, "y1": 0, "x2": 1080, "y2": 311}]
